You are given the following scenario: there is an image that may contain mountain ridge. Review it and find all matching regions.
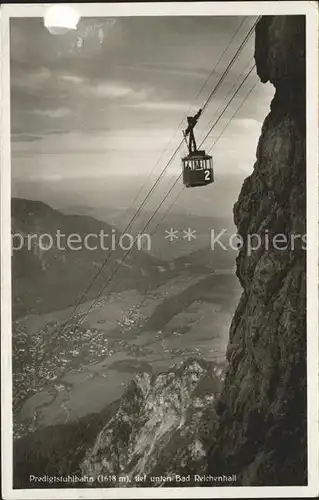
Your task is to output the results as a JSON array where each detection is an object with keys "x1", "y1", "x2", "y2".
[{"x1": 12, "y1": 197, "x2": 164, "y2": 318}]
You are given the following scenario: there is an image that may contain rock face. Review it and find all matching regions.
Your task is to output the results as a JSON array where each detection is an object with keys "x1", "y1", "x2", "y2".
[
  {"x1": 80, "y1": 358, "x2": 222, "y2": 486},
  {"x1": 207, "y1": 16, "x2": 306, "y2": 485}
]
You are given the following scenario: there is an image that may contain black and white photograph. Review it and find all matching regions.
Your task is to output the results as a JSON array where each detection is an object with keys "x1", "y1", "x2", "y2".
[{"x1": 1, "y1": 2, "x2": 318, "y2": 498}]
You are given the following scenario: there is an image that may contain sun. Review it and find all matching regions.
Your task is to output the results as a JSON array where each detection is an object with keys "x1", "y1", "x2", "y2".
[{"x1": 43, "y1": 4, "x2": 81, "y2": 35}]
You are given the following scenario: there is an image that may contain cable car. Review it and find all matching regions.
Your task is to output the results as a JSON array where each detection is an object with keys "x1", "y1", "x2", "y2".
[{"x1": 182, "y1": 108, "x2": 214, "y2": 188}]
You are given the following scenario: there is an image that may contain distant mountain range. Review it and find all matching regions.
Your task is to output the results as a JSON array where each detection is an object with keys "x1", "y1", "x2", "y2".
[
  {"x1": 60, "y1": 204, "x2": 236, "y2": 262},
  {"x1": 61, "y1": 204, "x2": 235, "y2": 233},
  {"x1": 11, "y1": 198, "x2": 165, "y2": 318},
  {"x1": 12, "y1": 198, "x2": 237, "y2": 318}
]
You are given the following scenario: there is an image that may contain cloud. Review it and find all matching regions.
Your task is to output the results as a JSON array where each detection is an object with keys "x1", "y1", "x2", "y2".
[
  {"x1": 117, "y1": 63, "x2": 208, "y2": 80},
  {"x1": 11, "y1": 67, "x2": 52, "y2": 92},
  {"x1": 59, "y1": 75, "x2": 84, "y2": 85},
  {"x1": 29, "y1": 173, "x2": 64, "y2": 182},
  {"x1": 11, "y1": 127, "x2": 180, "y2": 158},
  {"x1": 57, "y1": 72, "x2": 153, "y2": 103},
  {"x1": 93, "y1": 83, "x2": 133, "y2": 99},
  {"x1": 11, "y1": 134, "x2": 43, "y2": 143},
  {"x1": 88, "y1": 82, "x2": 152, "y2": 102},
  {"x1": 233, "y1": 118, "x2": 261, "y2": 129},
  {"x1": 124, "y1": 100, "x2": 189, "y2": 112},
  {"x1": 32, "y1": 107, "x2": 71, "y2": 118}
]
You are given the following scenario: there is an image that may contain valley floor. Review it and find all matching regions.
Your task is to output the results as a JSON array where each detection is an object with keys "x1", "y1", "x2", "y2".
[{"x1": 13, "y1": 269, "x2": 240, "y2": 439}]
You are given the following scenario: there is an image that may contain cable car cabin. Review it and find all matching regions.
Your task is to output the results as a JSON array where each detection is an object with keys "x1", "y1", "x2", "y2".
[
  {"x1": 182, "y1": 151, "x2": 214, "y2": 188},
  {"x1": 181, "y1": 108, "x2": 214, "y2": 188}
]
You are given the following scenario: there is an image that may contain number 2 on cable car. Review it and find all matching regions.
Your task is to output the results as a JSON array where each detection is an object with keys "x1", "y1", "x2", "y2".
[{"x1": 204, "y1": 170, "x2": 210, "y2": 181}]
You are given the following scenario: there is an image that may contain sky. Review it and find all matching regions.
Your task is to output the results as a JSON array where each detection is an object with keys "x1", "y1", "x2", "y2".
[{"x1": 10, "y1": 16, "x2": 274, "y2": 217}]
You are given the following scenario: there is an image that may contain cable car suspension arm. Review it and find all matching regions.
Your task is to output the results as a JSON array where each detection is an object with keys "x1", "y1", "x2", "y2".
[{"x1": 184, "y1": 108, "x2": 202, "y2": 154}]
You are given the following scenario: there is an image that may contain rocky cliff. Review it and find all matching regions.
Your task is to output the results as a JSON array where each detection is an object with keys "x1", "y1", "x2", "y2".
[
  {"x1": 80, "y1": 358, "x2": 223, "y2": 487},
  {"x1": 207, "y1": 15, "x2": 307, "y2": 485}
]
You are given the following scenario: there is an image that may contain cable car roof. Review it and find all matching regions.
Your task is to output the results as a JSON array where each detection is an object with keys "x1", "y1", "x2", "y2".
[{"x1": 182, "y1": 152, "x2": 212, "y2": 160}]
